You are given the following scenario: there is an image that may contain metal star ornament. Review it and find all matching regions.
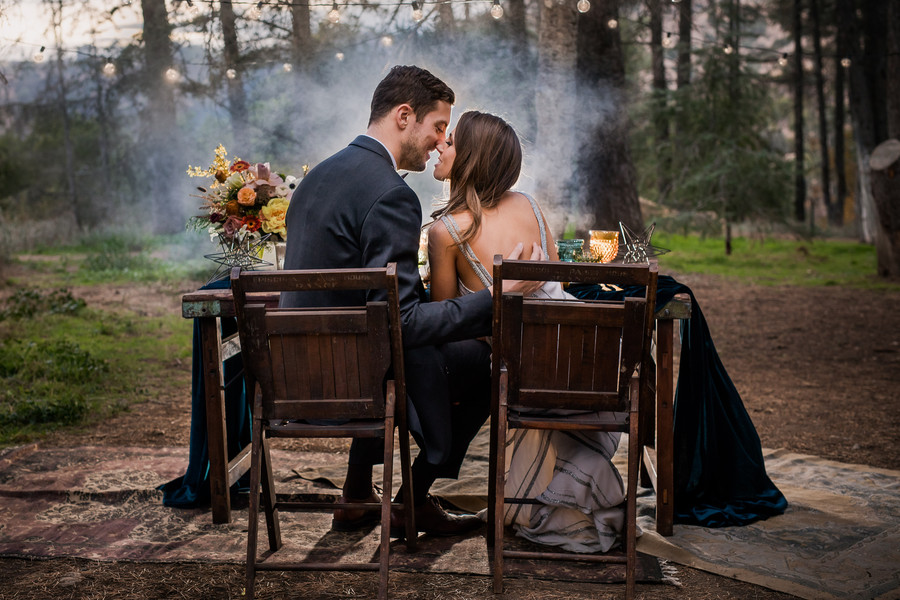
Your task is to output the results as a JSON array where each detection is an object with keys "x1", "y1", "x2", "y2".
[
  {"x1": 618, "y1": 222, "x2": 670, "y2": 264},
  {"x1": 204, "y1": 233, "x2": 273, "y2": 283}
]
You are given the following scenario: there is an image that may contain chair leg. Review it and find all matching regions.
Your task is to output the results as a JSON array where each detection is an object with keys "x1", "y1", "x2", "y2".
[
  {"x1": 259, "y1": 432, "x2": 281, "y2": 552},
  {"x1": 378, "y1": 386, "x2": 397, "y2": 600},
  {"x1": 245, "y1": 418, "x2": 264, "y2": 599},
  {"x1": 396, "y1": 389, "x2": 417, "y2": 553},
  {"x1": 492, "y1": 400, "x2": 509, "y2": 594},
  {"x1": 626, "y1": 400, "x2": 641, "y2": 600}
]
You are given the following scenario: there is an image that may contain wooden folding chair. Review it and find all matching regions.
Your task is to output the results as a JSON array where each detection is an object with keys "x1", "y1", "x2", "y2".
[
  {"x1": 231, "y1": 264, "x2": 416, "y2": 600},
  {"x1": 487, "y1": 258, "x2": 657, "y2": 600}
]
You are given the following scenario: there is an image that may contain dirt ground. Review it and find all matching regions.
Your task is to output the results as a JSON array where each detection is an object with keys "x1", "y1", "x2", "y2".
[{"x1": 1, "y1": 269, "x2": 899, "y2": 599}]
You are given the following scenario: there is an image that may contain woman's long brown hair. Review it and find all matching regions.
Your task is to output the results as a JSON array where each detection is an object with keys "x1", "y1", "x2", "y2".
[{"x1": 430, "y1": 111, "x2": 522, "y2": 246}]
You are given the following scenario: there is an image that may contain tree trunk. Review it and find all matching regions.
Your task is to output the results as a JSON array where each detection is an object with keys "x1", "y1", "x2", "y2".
[
  {"x1": 574, "y1": 0, "x2": 643, "y2": 235},
  {"x1": 676, "y1": 0, "x2": 692, "y2": 90},
  {"x1": 870, "y1": 141, "x2": 900, "y2": 277},
  {"x1": 725, "y1": 0, "x2": 740, "y2": 252},
  {"x1": 49, "y1": 0, "x2": 80, "y2": 230},
  {"x1": 792, "y1": 0, "x2": 806, "y2": 223},
  {"x1": 141, "y1": 0, "x2": 180, "y2": 233},
  {"x1": 533, "y1": 0, "x2": 579, "y2": 236},
  {"x1": 649, "y1": 0, "x2": 670, "y2": 201},
  {"x1": 870, "y1": 0, "x2": 900, "y2": 277},
  {"x1": 843, "y1": 0, "x2": 884, "y2": 243},
  {"x1": 506, "y1": 0, "x2": 533, "y2": 135},
  {"x1": 290, "y1": 0, "x2": 313, "y2": 73},
  {"x1": 811, "y1": 0, "x2": 834, "y2": 226},
  {"x1": 438, "y1": 1, "x2": 455, "y2": 33},
  {"x1": 834, "y1": 5, "x2": 849, "y2": 228},
  {"x1": 220, "y1": 1, "x2": 248, "y2": 143}
]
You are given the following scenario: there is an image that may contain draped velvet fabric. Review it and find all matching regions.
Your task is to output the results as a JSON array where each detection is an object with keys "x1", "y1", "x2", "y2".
[
  {"x1": 568, "y1": 276, "x2": 787, "y2": 527},
  {"x1": 158, "y1": 278, "x2": 252, "y2": 507}
]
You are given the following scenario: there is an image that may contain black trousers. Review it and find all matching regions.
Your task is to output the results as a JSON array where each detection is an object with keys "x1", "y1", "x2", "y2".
[{"x1": 349, "y1": 338, "x2": 492, "y2": 480}]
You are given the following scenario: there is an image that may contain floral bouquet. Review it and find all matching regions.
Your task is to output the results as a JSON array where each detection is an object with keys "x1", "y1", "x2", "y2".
[{"x1": 186, "y1": 144, "x2": 299, "y2": 246}]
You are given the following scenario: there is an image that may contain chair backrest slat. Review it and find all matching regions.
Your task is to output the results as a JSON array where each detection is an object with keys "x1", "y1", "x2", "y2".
[
  {"x1": 493, "y1": 259, "x2": 653, "y2": 414},
  {"x1": 232, "y1": 266, "x2": 402, "y2": 423}
]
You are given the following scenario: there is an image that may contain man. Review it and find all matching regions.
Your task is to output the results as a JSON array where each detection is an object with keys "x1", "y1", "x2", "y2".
[{"x1": 281, "y1": 65, "x2": 538, "y2": 537}]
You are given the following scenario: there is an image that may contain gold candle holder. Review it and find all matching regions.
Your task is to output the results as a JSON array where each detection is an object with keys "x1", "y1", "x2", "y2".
[{"x1": 589, "y1": 230, "x2": 620, "y2": 263}]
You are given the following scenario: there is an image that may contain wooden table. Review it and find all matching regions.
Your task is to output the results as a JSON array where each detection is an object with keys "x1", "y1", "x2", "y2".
[
  {"x1": 182, "y1": 288, "x2": 278, "y2": 524},
  {"x1": 182, "y1": 288, "x2": 690, "y2": 531},
  {"x1": 645, "y1": 293, "x2": 691, "y2": 537}
]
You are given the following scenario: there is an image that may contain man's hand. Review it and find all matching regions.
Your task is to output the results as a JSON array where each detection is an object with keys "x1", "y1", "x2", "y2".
[{"x1": 492, "y1": 242, "x2": 546, "y2": 297}]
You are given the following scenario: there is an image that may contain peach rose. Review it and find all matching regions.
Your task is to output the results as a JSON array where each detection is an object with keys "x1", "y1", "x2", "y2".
[{"x1": 237, "y1": 186, "x2": 257, "y2": 206}]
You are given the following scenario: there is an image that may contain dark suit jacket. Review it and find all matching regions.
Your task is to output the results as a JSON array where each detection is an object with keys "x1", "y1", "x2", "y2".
[
  {"x1": 279, "y1": 135, "x2": 493, "y2": 464},
  {"x1": 280, "y1": 135, "x2": 492, "y2": 345}
]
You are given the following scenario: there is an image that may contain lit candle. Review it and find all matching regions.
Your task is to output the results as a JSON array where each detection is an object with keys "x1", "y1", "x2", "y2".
[{"x1": 589, "y1": 230, "x2": 619, "y2": 263}]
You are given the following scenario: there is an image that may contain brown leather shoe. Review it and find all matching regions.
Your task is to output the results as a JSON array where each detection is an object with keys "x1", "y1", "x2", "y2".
[
  {"x1": 331, "y1": 489, "x2": 382, "y2": 532},
  {"x1": 390, "y1": 495, "x2": 482, "y2": 538}
]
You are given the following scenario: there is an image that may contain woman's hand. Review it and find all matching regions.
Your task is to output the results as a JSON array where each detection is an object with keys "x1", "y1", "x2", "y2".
[{"x1": 494, "y1": 242, "x2": 546, "y2": 297}]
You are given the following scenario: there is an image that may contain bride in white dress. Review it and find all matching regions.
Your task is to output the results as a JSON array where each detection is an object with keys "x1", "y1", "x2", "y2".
[{"x1": 426, "y1": 110, "x2": 627, "y2": 553}]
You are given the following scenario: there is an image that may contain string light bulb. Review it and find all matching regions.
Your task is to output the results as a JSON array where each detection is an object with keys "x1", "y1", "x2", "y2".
[
  {"x1": 411, "y1": 0, "x2": 424, "y2": 22},
  {"x1": 576, "y1": 0, "x2": 590, "y2": 13},
  {"x1": 103, "y1": 60, "x2": 116, "y2": 76},
  {"x1": 184, "y1": 0, "x2": 201, "y2": 18},
  {"x1": 165, "y1": 67, "x2": 180, "y2": 82},
  {"x1": 245, "y1": 2, "x2": 262, "y2": 20},
  {"x1": 723, "y1": 44, "x2": 734, "y2": 55},
  {"x1": 226, "y1": 68, "x2": 237, "y2": 79},
  {"x1": 328, "y1": 2, "x2": 341, "y2": 24},
  {"x1": 335, "y1": 51, "x2": 345, "y2": 61},
  {"x1": 662, "y1": 32, "x2": 674, "y2": 48},
  {"x1": 381, "y1": 35, "x2": 393, "y2": 47},
  {"x1": 840, "y1": 57, "x2": 851, "y2": 67},
  {"x1": 606, "y1": 18, "x2": 618, "y2": 29},
  {"x1": 283, "y1": 62, "x2": 293, "y2": 72},
  {"x1": 33, "y1": 46, "x2": 46, "y2": 63},
  {"x1": 490, "y1": 0, "x2": 503, "y2": 20},
  {"x1": 778, "y1": 53, "x2": 788, "y2": 67}
]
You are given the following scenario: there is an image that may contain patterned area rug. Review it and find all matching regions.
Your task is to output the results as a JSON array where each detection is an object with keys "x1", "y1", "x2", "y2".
[
  {"x1": 0, "y1": 443, "x2": 661, "y2": 585},
  {"x1": 3, "y1": 438, "x2": 897, "y2": 599},
  {"x1": 636, "y1": 449, "x2": 900, "y2": 600},
  {"x1": 298, "y1": 430, "x2": 900, "y2": 600}
]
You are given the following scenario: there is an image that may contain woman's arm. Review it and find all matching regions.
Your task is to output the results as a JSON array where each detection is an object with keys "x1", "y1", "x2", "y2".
[{"x1": 427, "y1": 220, "x2": 462, "y2": 302}]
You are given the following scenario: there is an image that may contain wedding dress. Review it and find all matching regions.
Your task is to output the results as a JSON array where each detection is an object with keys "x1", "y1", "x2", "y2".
[{"x1": 438, "y1": 192, "x2": 628, "y2": 553}]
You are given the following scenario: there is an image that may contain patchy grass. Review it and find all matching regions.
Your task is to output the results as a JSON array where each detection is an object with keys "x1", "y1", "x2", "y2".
[
  {"x1": 655, "y1": 234, "x2": 898, "y2": 290},
  {"x1": 0, "y1": 246, "x2": 196, "y2": 446}
]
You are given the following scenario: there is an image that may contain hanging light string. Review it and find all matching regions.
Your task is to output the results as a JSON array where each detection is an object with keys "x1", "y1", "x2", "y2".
[{"x1": 0, "y1": 0, "x2": 855, "y2": 76}]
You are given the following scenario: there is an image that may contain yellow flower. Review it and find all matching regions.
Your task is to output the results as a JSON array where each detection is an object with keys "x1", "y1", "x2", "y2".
[{"x1": 260, "y1": 197, "x2": 290, "y2": 239}]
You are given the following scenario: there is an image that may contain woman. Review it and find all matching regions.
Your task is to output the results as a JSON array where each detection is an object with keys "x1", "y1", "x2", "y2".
[{"x1": 426, "y1": 111, "x2": 628, "y2": 553}]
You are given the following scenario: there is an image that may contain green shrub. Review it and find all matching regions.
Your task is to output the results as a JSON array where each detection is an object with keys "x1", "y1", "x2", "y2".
[
  {"x1": 0, "y1": 339, "x2": 106, "y2": 427},
  {"x1": 0, "y1": 288, "x2": 86, "y2": 321}
]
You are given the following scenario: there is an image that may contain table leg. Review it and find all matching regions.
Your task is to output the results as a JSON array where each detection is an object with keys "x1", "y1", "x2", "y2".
[
  {"x1": 198, "y1": 315, "x2": 231, "y2": 524},
  {"x1": 656, "y1": 319, "x2": 675, "y2": 537}
]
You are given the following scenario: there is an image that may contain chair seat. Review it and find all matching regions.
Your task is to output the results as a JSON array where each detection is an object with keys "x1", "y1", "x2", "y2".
[
  {"x1": 507, "y1": 410, "x2": 629, "y2": 430},
  {"x1": 265, "y1": 419, "x2": 388, "y2": 438}
]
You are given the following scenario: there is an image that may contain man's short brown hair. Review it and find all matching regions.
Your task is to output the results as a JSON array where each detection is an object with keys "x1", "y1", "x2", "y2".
[{"x1": 368, "y1": 65, "x2": 455, "y2": 126}]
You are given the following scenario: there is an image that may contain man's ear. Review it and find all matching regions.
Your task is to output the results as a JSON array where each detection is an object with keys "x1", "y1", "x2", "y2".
[{"x1": 395, "y1": 104, "x2": 413, "y2": 130}]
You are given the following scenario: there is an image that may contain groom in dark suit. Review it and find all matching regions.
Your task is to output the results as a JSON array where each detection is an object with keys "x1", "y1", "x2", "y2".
[{"x1": 281, "y1": 65, "x2": 538, "y2": 537}]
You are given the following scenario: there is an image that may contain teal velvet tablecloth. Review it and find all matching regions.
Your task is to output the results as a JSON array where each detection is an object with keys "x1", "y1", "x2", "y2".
[
  {"x1": 568, "y1": 275, "x2": 787, "y2": 526},
  {"x1": 157, "y1": 278, "x2": 251, "y2": 507}
]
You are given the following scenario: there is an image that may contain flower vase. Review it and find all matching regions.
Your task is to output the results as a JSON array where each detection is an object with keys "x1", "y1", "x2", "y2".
[{"x1": 261, "y1": 242, "x2": 287, "y2": 270}]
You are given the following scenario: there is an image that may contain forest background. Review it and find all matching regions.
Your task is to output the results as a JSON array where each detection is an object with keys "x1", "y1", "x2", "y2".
[{"x1": 0, "y1": 0, "x2": 898, "y2": 279}]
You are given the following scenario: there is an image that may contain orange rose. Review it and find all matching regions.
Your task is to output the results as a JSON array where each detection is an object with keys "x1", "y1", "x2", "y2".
[
  {"x1": 225, "y1": 200, "x2": 240, "y2": 215},
  {"x1": 237, "y1": 187, "x2": 257, "y2": 206}
]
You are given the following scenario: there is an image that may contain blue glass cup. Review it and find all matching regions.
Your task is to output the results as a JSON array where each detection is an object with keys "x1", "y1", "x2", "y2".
[{"x1": 555, "y1": 239, "x2": 584, "y2": 262}]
